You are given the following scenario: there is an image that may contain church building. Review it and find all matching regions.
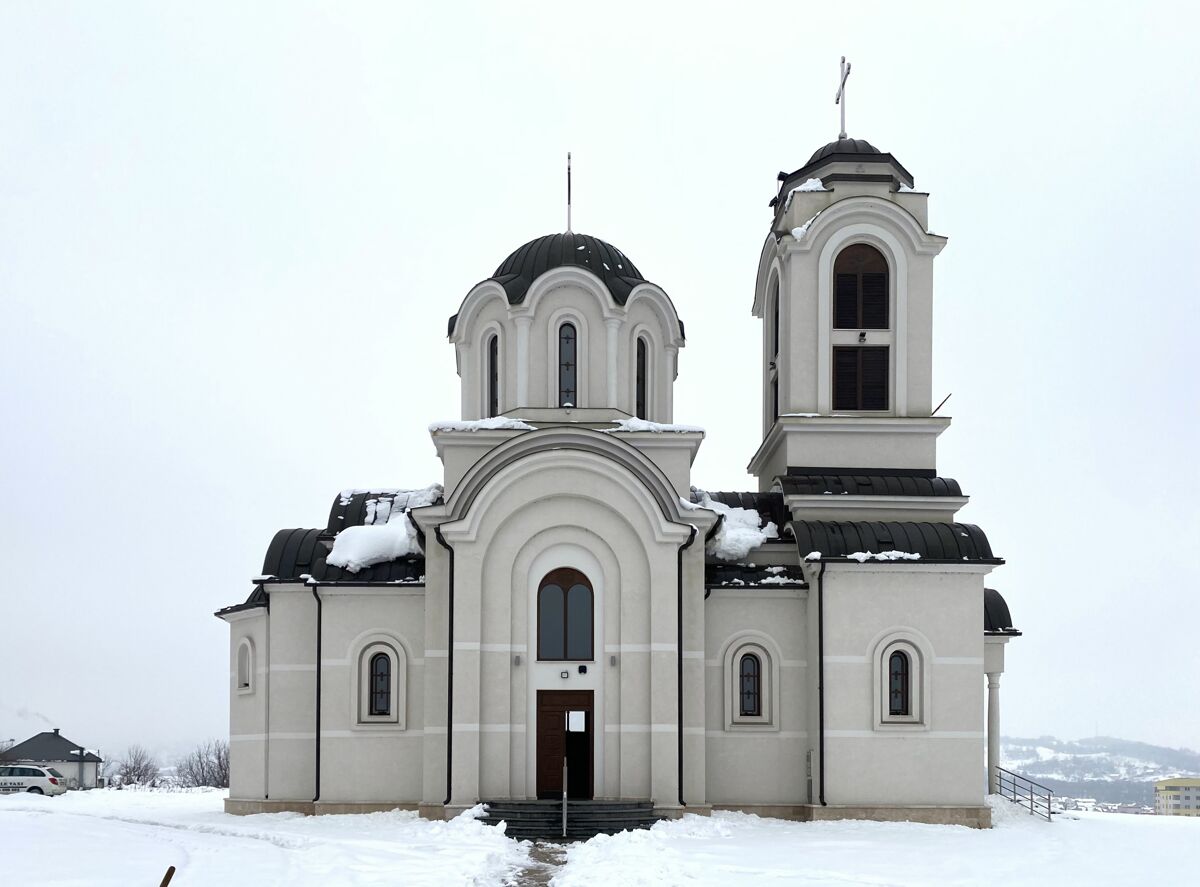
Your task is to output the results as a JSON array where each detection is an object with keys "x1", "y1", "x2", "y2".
[{"x1": 217, "y1": 129, "x2": 1021, "y2": 828}]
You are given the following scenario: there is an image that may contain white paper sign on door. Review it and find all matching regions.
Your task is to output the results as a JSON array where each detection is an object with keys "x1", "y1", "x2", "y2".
[{"x1": 567, "y1": 710, "x2": 586, "y2": 732}]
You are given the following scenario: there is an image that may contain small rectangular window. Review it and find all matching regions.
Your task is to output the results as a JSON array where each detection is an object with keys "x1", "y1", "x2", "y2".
[{"x1": 833, "y1": 346, "x2": 889, "y2": 411}]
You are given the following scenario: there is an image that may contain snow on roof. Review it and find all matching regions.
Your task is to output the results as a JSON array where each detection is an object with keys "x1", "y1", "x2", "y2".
[
  {"x1": 791, "y1": 211, "x2": 821, "y2": 240},
  {"x1": 846, "y1": 550, "x2": 921, "y2": 562},
  {"x1": 603, "y1": 418, "x2": 705, "y2": 434},
  {"x1": 684, "y1": 489, "x2": 779, "y2": 561},
  {"x1": 428, "y1": 417, "x2": 536, "y2": 433},
  {"x1": 782, "y1": 177, "x2": 829, "y2": 211},
  {"x1": 327, "y1": 484, "x2": 443, "y2": 573}
]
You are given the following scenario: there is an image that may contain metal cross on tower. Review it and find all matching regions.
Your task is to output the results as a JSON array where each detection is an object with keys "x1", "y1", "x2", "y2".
[
  {"x1": 835, "y1": 56, "x2": 851, "y2": 139},
  {"x1": 566, "y1": 151, "x2": 573, "y2": 233}
]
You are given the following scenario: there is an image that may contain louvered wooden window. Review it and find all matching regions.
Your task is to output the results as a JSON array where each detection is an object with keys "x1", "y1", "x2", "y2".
[
  {"x1": 834, "y1": 244, "x2": 888, "y2": 329},
  {"x1": 833, "y1": 346, "x2": 889, "y2": 410}
]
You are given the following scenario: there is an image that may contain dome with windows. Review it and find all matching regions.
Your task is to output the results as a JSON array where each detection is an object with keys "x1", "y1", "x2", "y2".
[{"x1": 488, "y1": 232, "x2": 648, "y2": 305}]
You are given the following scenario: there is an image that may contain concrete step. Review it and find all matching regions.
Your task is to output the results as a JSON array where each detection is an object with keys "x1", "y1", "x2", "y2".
[{"x1": 478, "y1": 799, "x2": 664, "y2": 840}]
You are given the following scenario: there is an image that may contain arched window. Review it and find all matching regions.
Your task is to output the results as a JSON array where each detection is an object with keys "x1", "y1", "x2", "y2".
[
  {"x1": 369, "y1": 652, "x2": 391, "y2": 716},
  {"x1": 832, "y1": 244, "x2": 890, "y2": 412},
  {"x1": 356, "y1": 640, "x2": 406, "y2": 727},
  {"x1": 834, "y1": 244, "x2": 888, "y2": 329},
  {"x1": 236, "y1": 641, "x2": 252, "y2": 692},
  {"x1": 768, "y1": 279, "x2": 780, "y2": 423},
  {"x1": 538, "y1": 568, "x2": 593, "y2": 661},
  {"x1": 739, "y1": 653, "x2": 761, "y2": 717},
  {"x1": 635, "y1": 337, "x2": 648, "y2": 419},
  {"x1": 486, "y1": 333, "x2": 499, "y2": 418},
  {"x1": 888, "y1": 650, "x2": 910, "y2": 716},
  {"x1": 558, "y1": 322, "x2": 577, "y2": 407},
  {"x1": 770, "y1": 281, "x2": 780, "y2": 358}
]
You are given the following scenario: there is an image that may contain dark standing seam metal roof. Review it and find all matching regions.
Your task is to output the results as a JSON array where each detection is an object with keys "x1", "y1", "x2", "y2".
[
  {"x1": 259, "y1": 527, "x2": 427, "y2": 584},
  {"x1": 0, "y1": 731, "x2": 102, "y2": 763},
  {"x1": 447, "y1": 232, "x2": 684, "y2": 338},
  {"x1": 792, "y1": 520, "x2": 999, "y2": 562},
  {"x1": 985, "y1": 588, "x2": 1021, "y2": 635},
  {"x1": 771, "y1": 137, "x2": 914, "y2": 208},
  {"x1": 779, "y1": 475, "x2": 964, "y2": 497},
  {"x1": 705, "y1": 563, "x2": 808, "y2": 588},
  {"x1": 696, "y1": 491, "x2": 794, "y2": 541}
]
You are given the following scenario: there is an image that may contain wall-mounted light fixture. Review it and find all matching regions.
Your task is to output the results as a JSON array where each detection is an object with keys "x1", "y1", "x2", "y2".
[
  {"x1": 858, "y1": 331, "x2": 867, "y2": 343},
  {"x1": 514, "y1": 654, "x2": 521, "y2": 666},
  {"x1": 560, "y1": 670, "x2": 569, "y2": 679},
  {"x1": 609, "y1": 655, "x2": 617, "y2": 667}
]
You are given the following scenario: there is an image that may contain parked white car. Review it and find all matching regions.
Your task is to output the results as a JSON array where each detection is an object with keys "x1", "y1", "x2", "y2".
[{"x1": 0, "y1": 764, "x2": 69, "y2": 796}]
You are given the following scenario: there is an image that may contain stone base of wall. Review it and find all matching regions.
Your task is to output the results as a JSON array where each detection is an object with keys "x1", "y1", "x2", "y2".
[
  {"x1": 712, "y1": 803, "x2": 992, "y2": 829},
  {"x1": 653, "y1": 804, "x2": 711, "y2": 820},
  {"x1": 224, "y1": 799, "x2": 419, "y2": 817}
]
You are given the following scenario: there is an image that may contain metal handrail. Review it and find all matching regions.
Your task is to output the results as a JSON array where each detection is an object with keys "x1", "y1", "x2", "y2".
[
  {"x1": 562, "y1": 757, "x2": 568, "y2": 837},
  {"x1": 995, "y1": 766, "x2": 1053, "y2": 822}
]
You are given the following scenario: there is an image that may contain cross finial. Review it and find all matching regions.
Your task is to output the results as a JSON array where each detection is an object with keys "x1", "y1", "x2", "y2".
[
  {"x1": 566, "y1": 152, "x2": 572, "y2": 234},
  {"x1": 835, "y1": 56, "x2": 852, "y2": 140}
]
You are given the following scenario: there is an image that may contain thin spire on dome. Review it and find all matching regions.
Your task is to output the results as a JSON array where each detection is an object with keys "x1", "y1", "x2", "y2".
[
  {"x1": 835, "y1": 56, "x2": 851, "y2": 140},
  {"x1": 566, "y1": 151, "x2": 573, "y2": 234}
]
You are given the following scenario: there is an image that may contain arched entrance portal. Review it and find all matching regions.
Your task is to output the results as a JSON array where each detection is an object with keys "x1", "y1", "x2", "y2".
[{"x1": 535, "y1": 569, "x2": 595, "y2": 799}]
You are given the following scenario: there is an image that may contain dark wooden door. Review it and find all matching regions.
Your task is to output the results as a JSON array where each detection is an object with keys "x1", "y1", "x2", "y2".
[{"x1": 536, "y1": 690, "x2": 593, "y2": 800}]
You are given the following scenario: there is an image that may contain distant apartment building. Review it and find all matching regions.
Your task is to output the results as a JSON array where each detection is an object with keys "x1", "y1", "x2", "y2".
[{"x1": 1154, "y1": 778, "x2": 1200, "y2": 816}]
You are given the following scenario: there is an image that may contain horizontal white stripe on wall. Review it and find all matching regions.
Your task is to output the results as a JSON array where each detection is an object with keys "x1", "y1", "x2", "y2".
[
  {"x1": 825, "y1": 730, "x2": 985, "y2": 739},
  {"x1": 423, "y1": 724, "x2": 528, "y2": 733},
  {"x1": 706, "y1": 659, "x2": 808, "y2": 668},
  {"x1": 602, "y1": 644, "x2": 678, "y2": 653},
  {"x1": 320, "y1": 659, "x2": 350, "y2": 667},
  {"x1": 601, "y1": 724, "x2": 702, "y2": 734},
  {"x1": 450, "y1": 642, "x2": 529, "y2": 653},
  {"x1": 935, "y1": 657, "x2": 985, "y2": 665},
  {"x1": 319, "y1": 730, "x2": 423, "y2": 739},
  {"x1": 269, "y1": 664, "x2": 317, "y2": 672},
  {"x1": 425, "y1": 650, "x2": 448, "y2": 658},
  {"x1": 705, "y1": 730, "x2": 809, "y2": 739},
  {"x1": 823, "y1": 655, "x2": 869, "y2": 664}
]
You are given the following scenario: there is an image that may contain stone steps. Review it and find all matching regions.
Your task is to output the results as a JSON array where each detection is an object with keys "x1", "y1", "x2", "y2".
[{"x1": 479, "y1": 799, "x2": 662, "y2": 840}]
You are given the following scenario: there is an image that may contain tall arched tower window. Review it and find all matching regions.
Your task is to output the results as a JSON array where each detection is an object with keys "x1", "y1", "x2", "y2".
[
  {"x1": 486, "y1": 333, "x2": 499, "y2": 418},
  {"x1": 768, "y1": 279, "x2": 780, "y2": 424},
  {"x1": 538, "y1": 568, "x2": 593, "y2": 661},
  {"x1": 635, "y1": 337, "x2": 648, "y2": 419},
  {"x1": 558, "y1": 323, "x2": 577, "y2": 407},
  {"x1": 832, "y1": 244, "x2": 890, "y2": 411}
]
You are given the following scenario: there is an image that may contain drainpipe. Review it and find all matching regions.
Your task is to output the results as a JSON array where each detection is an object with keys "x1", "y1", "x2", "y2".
[
  {"x1": 676, "y1": 523, "x2": 699, "y2": 807},
  {"x1": 311, "y1": 585, "x2": 322, "y2": 804},
  {"x1": 434, "y1": 526, "x2": 454, "y2": 808},
  {"x1": 816, "y1": 561, "x2": 827, "y2": 806}
]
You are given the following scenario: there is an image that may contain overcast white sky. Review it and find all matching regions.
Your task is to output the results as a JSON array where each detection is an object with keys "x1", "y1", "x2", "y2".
[{"x1": 2, "y1": 1, "x2": 1197, "y2": 760}]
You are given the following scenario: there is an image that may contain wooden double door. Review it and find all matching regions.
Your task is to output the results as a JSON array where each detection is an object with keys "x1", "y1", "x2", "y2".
[{"x1": 535, "y1": 690, "x2": 593, "y2": 800}]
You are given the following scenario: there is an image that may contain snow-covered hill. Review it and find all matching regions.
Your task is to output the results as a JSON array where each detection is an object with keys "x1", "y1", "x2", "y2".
[{"x1": 1003, "y1": 736, "x2": 1200, "y2": 804}]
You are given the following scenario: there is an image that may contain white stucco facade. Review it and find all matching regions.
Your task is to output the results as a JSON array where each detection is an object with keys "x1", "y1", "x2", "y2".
[{"x1": 219, "y1": 139, "x2": 1019, "y2": 828}]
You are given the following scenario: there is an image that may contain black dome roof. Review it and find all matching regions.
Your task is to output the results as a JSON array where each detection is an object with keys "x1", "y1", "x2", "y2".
[
  {"x1": 489, "y1": 232, "x2": 646, "y2": 305},
  {"x1": 448, "y1": 232, "x2": 683, "y2": 339},
  {"x1": 806, "y1": 137, "x2": 882, "y2": 165}
]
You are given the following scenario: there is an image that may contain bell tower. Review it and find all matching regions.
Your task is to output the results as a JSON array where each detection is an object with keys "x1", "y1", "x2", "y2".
[{"x1": 748, "y1": 129, "x2": 950, "y2": 492}]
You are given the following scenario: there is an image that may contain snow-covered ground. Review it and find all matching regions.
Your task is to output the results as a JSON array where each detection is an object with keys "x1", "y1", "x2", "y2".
[
  {"x1": 2, "y1": 790, "x2": 1197, "y2": 885},
  {"x1": 0, "y1": 788, "x2": 528, "y2": 886},
  {"x1": 554, "y1": 797, "x2": 1198, "y2": 886}
]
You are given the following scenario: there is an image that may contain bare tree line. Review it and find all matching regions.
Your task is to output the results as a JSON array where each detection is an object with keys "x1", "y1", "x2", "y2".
[{"x1": 112, "y1": 740, "x2": 229, "y2": 789}]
